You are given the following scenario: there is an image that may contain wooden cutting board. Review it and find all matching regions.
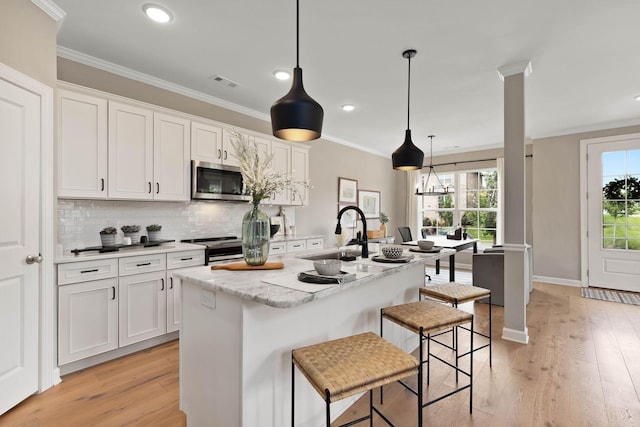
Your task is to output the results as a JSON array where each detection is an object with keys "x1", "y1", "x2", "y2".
[{"x1": 211, "y1": 261, "x2": 284, "y2": 271}]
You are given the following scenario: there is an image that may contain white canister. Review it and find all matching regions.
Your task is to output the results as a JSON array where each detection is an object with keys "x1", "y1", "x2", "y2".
[{"x1": 122, "y1": 236, "x2": 132, "y2": 246}]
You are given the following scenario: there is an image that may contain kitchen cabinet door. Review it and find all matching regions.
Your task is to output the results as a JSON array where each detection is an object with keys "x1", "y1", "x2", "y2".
[
  {"x1": 57, "y1": 89, "x2": 108, "y2": 198},
  {"x1": 270, "y1": 140, "x2": 291, "y2": 205},
  {"x1": 58, "y1": 278, "x2": 118, "y2": 365},
  {"x1": 118, "y1": 271, "x2": 167, "y2": 346},
  {"x1": 166, "y1": 271, "x2": 182, "y2": 333},
  {"x1": 291, "y1": 146, "x2": 309, "y2": 205},
  {"x1": 191, "y1": 120, "x2": 223, "y2": 164},
  {"x1": 221, "y1": 128, "x2": 242, "y2": 167},
  {"x1": 153, "y1": 112, "x2": 191, "y2": 201},
  {"x1": 108, "y1": 101, "x2": 154, "y2": 200}
]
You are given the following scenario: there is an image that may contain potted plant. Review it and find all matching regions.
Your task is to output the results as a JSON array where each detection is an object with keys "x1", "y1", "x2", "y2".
[
  {"x1": 379, "y1": 212, "x2": 389, "y2": 237},
  {"x1": 99, "y1": 226, "x2": 118, "y2": 247},
  {"x1": 121, "y1": 225, "x2": 141, "y2": 244},
  {"x1": 146, "y1": 224, "x2": 162, "y2": 242}
]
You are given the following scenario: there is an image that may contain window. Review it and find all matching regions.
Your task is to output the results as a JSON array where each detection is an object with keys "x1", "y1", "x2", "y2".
[{"x1": 418, "y1": 168, "x2": 498, "y2": 248}]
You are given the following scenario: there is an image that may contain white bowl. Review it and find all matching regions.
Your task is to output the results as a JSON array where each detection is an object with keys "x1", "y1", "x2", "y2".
[
  {"x1": 381, "y1": 245, "x2": 404, "y2": 259},
  {"x1": 313, "y1": 259, "x2": 342, "y2": 276},
  {"x1": 417, "y1": 240, "x2": 434, "y2": 250}
]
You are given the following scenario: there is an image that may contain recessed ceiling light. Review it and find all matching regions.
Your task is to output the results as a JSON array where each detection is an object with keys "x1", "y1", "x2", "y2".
[
  {"x1": 273, "y1": 70, "x2": 290, "y2": 80},
  {"x1": 143, "y1": 4, "x2": 173, "y2": 23},
  {"x1": 341, "y1": 104, "x2": 355, "y2": 112},
  {"x1": 635, "y1": 95, "x2": 640, "y2": 101}
]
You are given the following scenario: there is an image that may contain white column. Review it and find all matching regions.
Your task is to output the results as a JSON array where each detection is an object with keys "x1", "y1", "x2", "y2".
[{"x1": 497, "y1": 61, "x2": 532, "y2": 344}]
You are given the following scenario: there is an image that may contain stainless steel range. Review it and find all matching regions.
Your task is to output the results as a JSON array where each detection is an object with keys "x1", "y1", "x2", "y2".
[{"x1": 181, "y1": 236, "x2": 243, "y2": 265}]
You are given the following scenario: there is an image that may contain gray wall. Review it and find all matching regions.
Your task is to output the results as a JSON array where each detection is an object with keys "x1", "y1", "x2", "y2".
[
  {"x1": 532, "y1": 124, "x2": 640, "y2": 281},
  {"x1": 0, "y1": 0, "x2": 57, "y2": 87}
]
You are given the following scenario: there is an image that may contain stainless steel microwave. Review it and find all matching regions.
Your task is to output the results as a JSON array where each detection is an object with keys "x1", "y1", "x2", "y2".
[{"x1": 191, "y1": 160, "x2": 251, "y2": 202}]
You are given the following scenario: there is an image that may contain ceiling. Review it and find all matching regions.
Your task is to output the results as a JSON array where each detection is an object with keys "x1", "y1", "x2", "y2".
[{"x1": 54, "y1": 0, "x2": 640, "y2": 158}]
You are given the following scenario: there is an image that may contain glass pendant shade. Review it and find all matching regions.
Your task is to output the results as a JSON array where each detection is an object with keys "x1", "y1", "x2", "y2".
[
  {"x1": 271, "y1": 67, "x2": 324, "y2": 141},
  {"x1": 392, "y1": 130, "x2": 424, "y2": 170}
]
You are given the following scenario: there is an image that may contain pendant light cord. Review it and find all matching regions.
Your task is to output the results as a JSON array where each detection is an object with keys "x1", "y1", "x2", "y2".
[
  {"x1": 407, "y1": 53, "x2": 411, "y2": 130},
  {"x1": 296, "y1": 0, "x2": 300, "y2": 68}
]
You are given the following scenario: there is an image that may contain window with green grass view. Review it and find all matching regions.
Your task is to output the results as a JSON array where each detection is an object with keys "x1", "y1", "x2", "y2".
[
  {"x1": 601, "y1": 149, "x2": 640, "y2": 250},
  {"x1": 419, "y1": 169, "x2": 498, "y2": 247}
]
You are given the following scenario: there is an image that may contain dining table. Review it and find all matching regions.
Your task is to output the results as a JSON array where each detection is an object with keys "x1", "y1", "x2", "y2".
[{"x1": 402, "y1": 236, "x2": 479, "y2": 282}]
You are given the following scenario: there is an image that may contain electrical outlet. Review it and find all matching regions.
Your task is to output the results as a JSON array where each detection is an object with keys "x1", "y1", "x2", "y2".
[{"x1": 200, "y1": 290, "x2": 216, "y2": 310}]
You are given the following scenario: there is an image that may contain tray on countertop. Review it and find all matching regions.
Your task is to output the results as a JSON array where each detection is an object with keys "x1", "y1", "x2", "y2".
[
  {"x1": 371, "y1": 254, "x2": 415, "y2": 263},
  {"x1": 297, "y1": 270, "x2": 356, "y2": 284},
  {"x1": 71, "y1": 239, "x2": 175, "y2": 254},
  {"x1": 409, "y1": 247, "x2": 443, "y2": 253}
]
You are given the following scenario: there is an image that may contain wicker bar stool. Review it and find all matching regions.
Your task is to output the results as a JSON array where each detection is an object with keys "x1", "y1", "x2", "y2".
[
  {"x1": 419, "y1": 283, "x2": 492, "y2": 366},
  {"x1": 380, "y1": 300, "x2": 473, "y2": 419},
  {"x1": 291, "y1": 332, "x2": 420, "y2": 427}
]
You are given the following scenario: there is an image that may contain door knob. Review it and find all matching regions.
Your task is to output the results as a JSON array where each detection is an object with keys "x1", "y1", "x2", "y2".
[{"x1": 26, "y1": 254, "x2": 43, "y2": 264}]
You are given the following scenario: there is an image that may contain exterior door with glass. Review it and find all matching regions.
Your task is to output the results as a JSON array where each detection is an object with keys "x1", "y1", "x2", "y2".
[{"x1": 587, "y1": 136, "x2": 640, "y2": 291}]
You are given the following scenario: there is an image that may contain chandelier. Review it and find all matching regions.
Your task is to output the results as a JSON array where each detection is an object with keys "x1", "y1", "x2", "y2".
[{"x1": 415, "y1": 135, "x2": 453, "y2": 195}]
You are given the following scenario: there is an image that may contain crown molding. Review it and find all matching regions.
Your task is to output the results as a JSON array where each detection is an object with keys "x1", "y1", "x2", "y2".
[{"x1": 31, "y1": 0, "x2": 66, "y2": 28}]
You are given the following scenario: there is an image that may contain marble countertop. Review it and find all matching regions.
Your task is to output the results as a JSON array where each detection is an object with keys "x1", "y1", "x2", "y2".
[
  {"x1": 55, "y1": 242, "x2": 206, "y2": 264},
  {"x1": 174, "y1": 251, "x2": 424, "y2": 309}
]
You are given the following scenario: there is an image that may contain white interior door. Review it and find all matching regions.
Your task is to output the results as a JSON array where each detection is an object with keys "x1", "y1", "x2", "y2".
[
  {"x1": 0, "y1": 77, "x2": 41, "y2": 414},
  {"x1": 587, "y1": 137, "x2": 640, "y2": 291}
]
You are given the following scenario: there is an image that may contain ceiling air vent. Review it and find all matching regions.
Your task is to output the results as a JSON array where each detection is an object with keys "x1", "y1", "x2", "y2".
[{"x1": 210, "y1": 74, "x2": 240, "y2": 89}]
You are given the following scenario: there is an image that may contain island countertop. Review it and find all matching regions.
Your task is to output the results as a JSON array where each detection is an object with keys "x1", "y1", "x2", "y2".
[{"x1": 174, "y1": 252, "x2": 424, "y2": 309}]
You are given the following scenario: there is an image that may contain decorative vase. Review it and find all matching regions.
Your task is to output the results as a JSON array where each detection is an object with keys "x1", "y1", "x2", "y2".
[
  {"x1": 242, "y1": 204, "x2": 271, "y2": 266},
  {"x1": 100, "y1": 233, "x2": 116, "y2": 247},
  {"x1": 380, "y1": 223, "x2": 387, "y2": 237},
  {"x1": 124, "y1": 232, "x2": 140, "y2": 244},
  {"x1": 148, "y1": 231, "x2": 161, "y2": 242}
]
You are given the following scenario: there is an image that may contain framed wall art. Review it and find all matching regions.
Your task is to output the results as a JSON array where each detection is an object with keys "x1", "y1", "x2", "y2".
[
  {"x1": 338, "y1": 177, "x2": 358, "y2": 204},
  {"x1": 358, "y1": 190, "x2": 380, "y2": 219}
]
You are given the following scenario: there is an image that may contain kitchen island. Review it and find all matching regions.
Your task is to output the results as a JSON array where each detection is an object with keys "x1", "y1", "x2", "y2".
[{"x1": 175, "y1": 253, "x2": 425, "y2": 427}]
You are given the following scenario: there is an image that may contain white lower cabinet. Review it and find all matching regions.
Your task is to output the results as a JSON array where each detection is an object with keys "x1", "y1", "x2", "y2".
[
  {"x1": 57, "y1": 248, "x2": 204, "y2": 368},
  {"x1": 270, "y1": 238, "x2": 324, "y2": 255},
  {"x1": 118, "y1": 270, "x2": 167, "y2": 347},
  {"x1": 58, "y1": 278, "x2": 118, "y2": 365}
]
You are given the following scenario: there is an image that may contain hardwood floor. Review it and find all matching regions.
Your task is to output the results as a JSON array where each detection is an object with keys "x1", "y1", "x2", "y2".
[{"x1": 3, "y1": 281, "x2": 640, "y2": 426}]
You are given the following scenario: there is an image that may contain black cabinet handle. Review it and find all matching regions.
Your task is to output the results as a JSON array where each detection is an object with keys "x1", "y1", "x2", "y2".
[
  {"x1": 100, "y1": 178, "x2": 105, "y2": 191},
  {"x1": 217, "y1": 149, "x2": 222, "y2": 159},
  {"x1": 81, "y1": 269, "x2": 99, "y2": 274},
  {"x1": 161, "y1": 278, "x2": 165, "y2": 291},
  {"x1": 112, "y1": 286, "x2": 116, "y2": 300},
  {"x1": 224, "y1": 150, "x2": 227, "y2": 160},
  {"x1": 169, "y1": 277, "x2": 174, "y2": 289},
  {"x1": 148, "y1": 182, "x2": 152, "y2": 193},
  {"x1": 136, "y1": 262, "x2": 151, "y2": 267},
  {"x1": 180, "y1": 257, "x2": 193, "y2": 261},
  {"x1": 156, "y1": 182, "x2": 159, "y2": 194}
]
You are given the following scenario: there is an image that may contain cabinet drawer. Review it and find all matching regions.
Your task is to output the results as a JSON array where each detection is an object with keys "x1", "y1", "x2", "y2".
[
  {"x1": 58, "y1": 259, "x2": 118, "y2": 285},
  {"x1": 269, "y1": 242, "x2": 286, "y2": 255},
  {"x1": 306, "y1": 238, "x2": 324, "y2": 251},
  {"x1": 167, "y1": 250, "x2": 205, "y2": 269},
  {"x1": 118, "y1": 253, "x2": 166, "y2": 276},
  {"x1": 286, "y1": 240, "x2": 307, "y2": 253}
]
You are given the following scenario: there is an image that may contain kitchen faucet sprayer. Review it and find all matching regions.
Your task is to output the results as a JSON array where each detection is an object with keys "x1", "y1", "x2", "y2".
[{"x1": 335, "y1": 205, "x2": 369, "y2": 258}]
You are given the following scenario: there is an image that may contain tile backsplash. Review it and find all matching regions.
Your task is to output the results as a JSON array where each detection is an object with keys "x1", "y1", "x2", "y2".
[{"x1": 57, "y1": 199, "x2": 295, "y2": 252}]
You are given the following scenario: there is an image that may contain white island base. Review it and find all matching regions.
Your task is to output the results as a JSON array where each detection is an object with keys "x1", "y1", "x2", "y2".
[{"x1": 178, "y1": 260, "x2": 424, "y2": 427}]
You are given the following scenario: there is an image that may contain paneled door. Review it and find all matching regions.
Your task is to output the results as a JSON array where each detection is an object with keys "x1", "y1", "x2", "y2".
[
  {"x1": 587, "y1": 135, "x2": 640, "y2": 291},
  {"x1": 0, "y1": 75, "x2": 41, "y2": 414}
]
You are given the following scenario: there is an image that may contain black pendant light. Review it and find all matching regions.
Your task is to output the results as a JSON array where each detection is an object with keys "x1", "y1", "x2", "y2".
[
  {"x1": 392, "y1": 49, "x2": 425, "y2": 170},
  {"x1": 270, "y1": 0, "x2": 323, "y2": 142}
]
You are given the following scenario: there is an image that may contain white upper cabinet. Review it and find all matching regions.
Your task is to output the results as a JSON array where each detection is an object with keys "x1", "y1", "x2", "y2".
[
  {"x1": 270, "y1": 140, "x2": 291, "y2": 205},
  {"x1": 57, "y1": 89, "x2": 108, "y2": 198},
  {"x1": 153, "y1": 112, "x2": 191, "y2": 201},
  {"x1": 291, "y1": 146, "x2": 310, "y2": 205},
  {"x1": 220, "y1": 128, "x2": 242, "y2": 167},
  {"x1": 108, "y1": 102, "x2": 190, "y2": 201},
  {"x1": 108, "y1": 101, "x2": 154, "y2": 200},
  {"x1": 191, "y1": 121, "x2": 223, "y2": 164}
]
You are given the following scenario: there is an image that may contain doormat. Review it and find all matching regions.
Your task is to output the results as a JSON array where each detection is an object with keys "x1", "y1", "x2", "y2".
[{"x1": 581, "y1": 287, "x2": 640, "y2": 306}]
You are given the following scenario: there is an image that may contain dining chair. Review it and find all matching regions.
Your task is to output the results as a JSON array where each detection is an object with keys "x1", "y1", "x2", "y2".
[{"x1": 397, "y1": 227, "x2": 412, "y2": 242}]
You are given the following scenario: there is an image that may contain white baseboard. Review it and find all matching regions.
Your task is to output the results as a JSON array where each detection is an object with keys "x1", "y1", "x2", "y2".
[
  {"x1": 502, "y1": 327, "x2": 529, "y2": 344},
  {"x1": 533, "y1": 275, "x2": 583, "y2": 287}
]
